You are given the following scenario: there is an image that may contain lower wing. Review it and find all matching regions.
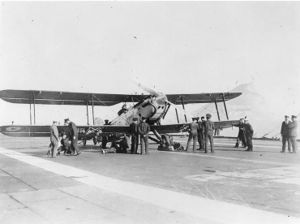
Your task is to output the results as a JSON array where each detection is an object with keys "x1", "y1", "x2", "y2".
[{"x1": 0, "y1": 120, "x2": 239, "y2": 137}]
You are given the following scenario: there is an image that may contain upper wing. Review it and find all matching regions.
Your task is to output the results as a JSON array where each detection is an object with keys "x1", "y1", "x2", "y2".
[
  {"x1": 166, "y1": 92, "x2": 241, "y2": 104},
  {"x1": 0, "y1": 89, "x2": 146, "y2": 106},
  {"x1": 0, "y1": 89, "x2": 241, "y2": 106}
]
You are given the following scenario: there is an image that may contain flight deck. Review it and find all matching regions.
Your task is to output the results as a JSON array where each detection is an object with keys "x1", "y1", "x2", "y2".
[{"x1": 0, "y1": 135, "x2": 299, "y2": 224}]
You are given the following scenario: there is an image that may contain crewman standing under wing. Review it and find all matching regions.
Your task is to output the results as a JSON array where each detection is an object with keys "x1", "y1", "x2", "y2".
[
  {"x1": 244, "y1": 119, "x2": 254, "y2": 151},
  {"x1": 197, "y1": 116, "x2": 205, "y2": 150},
  {"x1": 280, "y1": 115, "x2": 291, "y2": 152},
  {"x1": 288, "y1": 115, "x2": 298, "y2": 153},
  {"x1": 49, "y1": 121, "x2": 59, "y2": 158},
  {"x1": 204, "y1": 113, "x2": 215, "y2": 153},
  {"x1": 130, "y1": 118, "x2": 139, "y2": 154},
  {"x1": 138, "y1": 117, "x2": 151, "y2": 155},
  {"x1": 186, "y1": 117, "x2": 199, "y2": 152}
]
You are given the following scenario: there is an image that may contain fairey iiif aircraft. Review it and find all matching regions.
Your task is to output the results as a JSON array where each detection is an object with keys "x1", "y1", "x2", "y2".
[{"x1": 0, "y1": 86, "x2": 241, "y2": 146}]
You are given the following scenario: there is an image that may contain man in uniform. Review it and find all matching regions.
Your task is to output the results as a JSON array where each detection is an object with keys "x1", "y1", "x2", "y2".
[
  {"x1": 204, "y1": 113, "x2": 215, "y2": 153},
  {"x1": 65, "y1": 118, "x2": 80, "y2": 156},
  {"x1": 197, "y1": 116, "x2": 205, "y2": 150},
  {"x1": 49, "y1": 121, "x2": 59, "y2": 158},
  {"x1": 186, "y1": 117, "x2": 199, "y2": 152},
  {"x1": 244, "y1": 119, "x2": 254, "y2": 151},
  {"x1": 138, "y1": 117, "x2": 151, "y2": 154},
  {"x1": 288, "y1": 115, "x2": 298, "y2": 153},
  {"x1": 130, "y1": 118, "x2": 139, "y2": 154},
  {"x1": 280, "y1": 115, "x2": 290, "y2": 152},
  {"x1": 235, "y1": 118, "x2": 247, "y2": 148}
]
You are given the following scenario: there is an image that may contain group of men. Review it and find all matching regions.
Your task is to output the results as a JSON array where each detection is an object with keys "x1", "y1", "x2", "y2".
[
  {"x1": 185, "y1": 113, "x2": 215, "y2": 153},
  {"x1": 280, "y1": 115, "x2": 298, "y2": 153},
  {"x1": 129, "y1": 117, "x2": 151, "y2": 155},
  {"x1": 234, "y1": 118, "x2": 254, "y2": 151},
  {"x1": 49, "y1": 114, "x2": 296, "y2": 157},
  {"x1": 48, "y1": 118, "x2": 80, "y2": 158}
]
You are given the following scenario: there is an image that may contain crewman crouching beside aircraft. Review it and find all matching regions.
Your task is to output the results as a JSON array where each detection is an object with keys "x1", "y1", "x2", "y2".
[
  {"x1": 244, "y1": 119, "x2": 254, "y2": 151},
  {"x1": 186, "y1": 117, "x2": 199, "y2": 152},
  {"x1": 130, "y1": 118, "x2": 139, "y2": 154},
  {"x1": 64, "y1": 118, "x2": 81, "y2": 156},
  {"x1": 204, "y1": 113, "x2": 215, "y2": 153},
  {"x1": 138, "y1": 117, "x2": 151, "y2": 154},
  {"x1": 234, "y1": 118, "x2": 247, "y2": 148}
]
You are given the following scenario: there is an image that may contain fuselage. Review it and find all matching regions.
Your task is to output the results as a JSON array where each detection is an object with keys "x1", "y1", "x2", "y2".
[{"x1": 110, "y1": 95, "x2": 169, "y2": 126}]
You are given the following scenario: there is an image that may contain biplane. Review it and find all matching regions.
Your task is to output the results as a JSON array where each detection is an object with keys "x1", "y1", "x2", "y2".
[{"x1": 0, "y1": 88, "x2": 241, "y2": 147}]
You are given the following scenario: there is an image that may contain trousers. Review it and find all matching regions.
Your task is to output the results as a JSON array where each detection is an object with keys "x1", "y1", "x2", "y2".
[
  {"x1": 140, "y1": 135, "x2": 149, "y2": 154},
  {"x1": 281, "y1": 135, "x2": 290, "y2": 152},
  {"x1": 205, "y1": 134, "x2": 214, "y2": 153}
]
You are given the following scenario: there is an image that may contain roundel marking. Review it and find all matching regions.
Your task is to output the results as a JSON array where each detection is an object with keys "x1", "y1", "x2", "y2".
[{"x1": 5, "y1": 126, "x2": 23, "y2": 132}]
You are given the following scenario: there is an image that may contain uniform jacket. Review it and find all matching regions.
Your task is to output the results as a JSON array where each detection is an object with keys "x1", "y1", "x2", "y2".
[
  {"x1": 62, "y1": 126, "x2": 72, "y2": 139},
  {"x1": 50, "y1": 124, "x2": 59, "y2": 142},
  {"x1": 189, "y1": 122, "x2": 199, "y2": 136},
  {"x1": 205, "y1": 120, "x2": 215, "y2": 135},
  {"x1": 68, "y1": 122, "x2": 78, "y2": 138},
  {"x1": 280, "y1": 121, "x2": 290, "y2": 136},
  {"x1": 244, "y1": 123, "x2": 254, "y2": 136},
  {"x1": 237, "y1": 122, "x2": 245, "y2": 131},
  {"x1": 138, "y1": 122, "x2": 150, "y2": 136},
  {"x1": 288, "y1": 121, "x2": 298, "y2": 137},
  {"x1": 130, "y1": 122, "x2": 139, "y2": 135},
  {"x1": 198, "y1": 121, "x2": 205, "y2": 134}
]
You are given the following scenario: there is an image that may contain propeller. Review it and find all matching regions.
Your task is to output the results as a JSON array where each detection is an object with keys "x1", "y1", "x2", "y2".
[{"x1": 133, "y1": 81, "x2": 192, "y2": 122}]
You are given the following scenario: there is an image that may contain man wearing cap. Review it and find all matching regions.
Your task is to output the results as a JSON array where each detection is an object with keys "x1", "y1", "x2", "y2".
[
  {"x1": 138, "y1": 117, "x2": 151, "y2": 154},
  {"x1": 204, "y1": 113, "x2": 215, "y2": 153},
  {"x1": 186, "y1": 117, "x2": 199, "y2": 152},
  {"x1": 49, "y1": 121, "x2": 59, "y2": 158},
  {"x1": 288, "y1": 115, "x2": 298, "y2": 153},
  {"x1": 280, "y1": 115, "x2": 291, "y2": 152},
  {"x1": 197, "y1": 116, "x2": 205, "y2": 150},
  {"x1": 65, "y1": 118, "x2": 80, "y2": 156},
  {"x1": 244, "y1": 119, "x2": 254, "y2": 151},
  {"x1": 130, "y1": 118, "x2": 139, "y2": 154},
  {"x1": 235, "y1": 118, "x2": 247, "y2": 148}
]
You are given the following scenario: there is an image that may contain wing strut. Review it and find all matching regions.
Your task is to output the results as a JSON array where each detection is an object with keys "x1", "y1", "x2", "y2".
[
  {"x1": 222, "y1": 93, "x2": 229, "y2": 120},
  {"x1": 32, "y1": 93, "x2": 36, "y2": 124},
  {"x1": 214, "y1": 100, "x2": 221, "y2": 121},
  {"x1": 91, "y1": 95, "x2": 95, "y2": 125},
  {"x1": 181, "y1": 97, "x2": 188, "y2": 122},
  {"x1": 175, "y1": 108, "x2": 180, "y2": 123},
  {"x1": 29, "y1": 104, "x2": 32, "y2": 125},
  {"x1": 86, "y1": 102, "x2": 89, "y2": 125}
]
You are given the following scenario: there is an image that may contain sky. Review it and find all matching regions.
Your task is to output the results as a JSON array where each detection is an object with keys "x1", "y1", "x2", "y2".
[{"x1": 0, "y1": 2, "x2": 299, "y2": 127}]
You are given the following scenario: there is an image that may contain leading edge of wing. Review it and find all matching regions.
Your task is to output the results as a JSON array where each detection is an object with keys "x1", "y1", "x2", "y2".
[
  {"x1": 0, "y1": 120, "x2": 239, "y2": 137},
  {"x1": 0, "y1": 89, "x2": 147, "y2": 106},
  {"x1": 166, "y1": 92, "x2": 242, "y2": 104},
  {"x1": 0, "y1": 89, "x2": 241, "y2": 106}
]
